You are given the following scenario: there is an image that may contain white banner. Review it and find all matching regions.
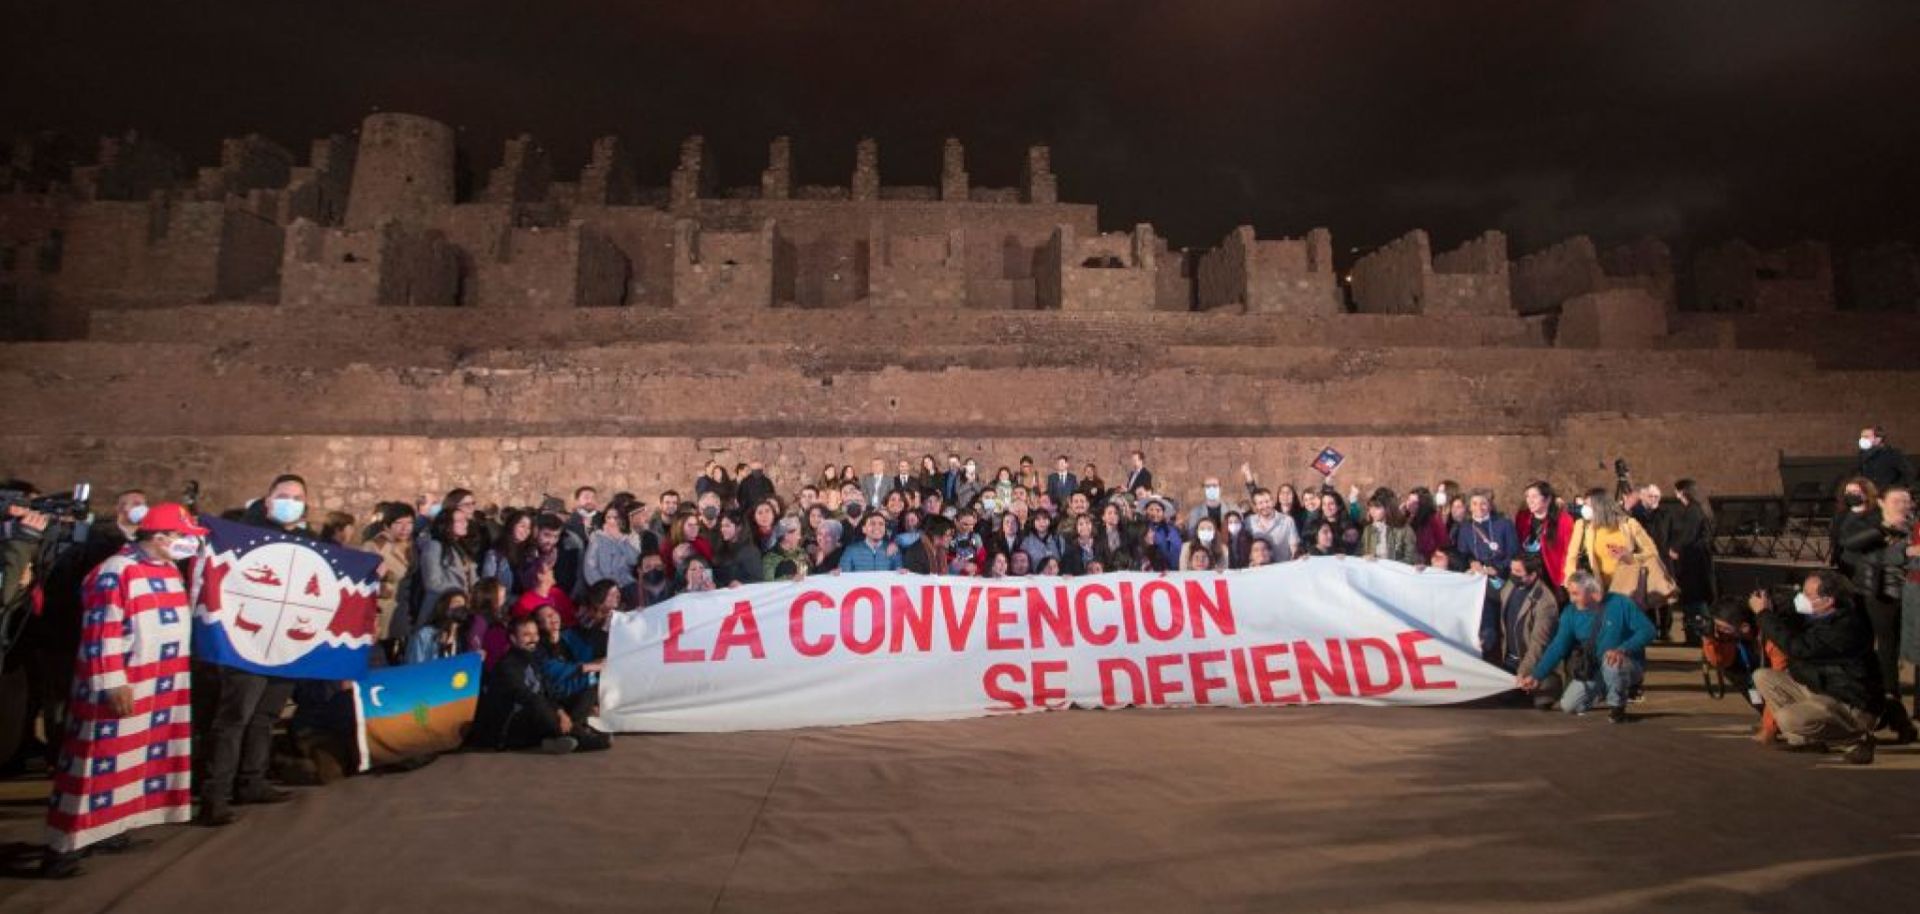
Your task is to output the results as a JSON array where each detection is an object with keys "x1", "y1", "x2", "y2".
[{"x1": 598, "y1": 558, "x2": 1512, "y2": 733}]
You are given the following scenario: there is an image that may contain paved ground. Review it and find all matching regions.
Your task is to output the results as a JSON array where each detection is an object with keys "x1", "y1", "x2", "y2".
[{"x1": 1, "y1": 646, "x2": 1916, "y2": 913}]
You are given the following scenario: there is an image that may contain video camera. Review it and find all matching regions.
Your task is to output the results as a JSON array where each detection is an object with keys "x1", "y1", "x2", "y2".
[{"x1": 1, "y1": 482, "x2": 92, "y2": 524}]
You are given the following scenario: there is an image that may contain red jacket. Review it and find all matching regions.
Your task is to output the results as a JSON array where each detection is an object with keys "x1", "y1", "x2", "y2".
[{"x1": 1516, "y1": 510, "x2": 1577, "y2": 587}]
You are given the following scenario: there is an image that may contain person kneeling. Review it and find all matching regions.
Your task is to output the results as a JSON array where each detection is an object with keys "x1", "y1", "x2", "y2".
[
  {"x1": 1518, "y1": 571, "x2": 1655, "y2": 723},
  {"x1": 469, "y1": 616, "x2": 609, "y2": 755},
  {"x1": 1752, "y1": 571, "x2": 1897, "y2": 764}
]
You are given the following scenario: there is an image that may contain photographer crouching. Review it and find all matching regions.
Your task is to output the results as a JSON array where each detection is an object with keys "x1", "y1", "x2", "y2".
[{"x1": 1751, "y1": 570, "x2": 1914, "y2": 765}]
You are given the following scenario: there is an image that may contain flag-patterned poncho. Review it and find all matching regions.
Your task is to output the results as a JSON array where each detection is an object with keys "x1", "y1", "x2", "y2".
[{"x1": 46, "y1": 545, "x2": 194, "y2": 853}]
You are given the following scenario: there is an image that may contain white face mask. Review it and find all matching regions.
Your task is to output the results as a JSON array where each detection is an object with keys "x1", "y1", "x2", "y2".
[
  {"x1": 1198, "y1": 528, "x2": 1216, "y2": 544},
  {"x1": 1579, "y1": 504, "x2": 1595, "y2": 522},
  {"x1": 125, "y1": 504, "x2": 149, "y2": 526},
  {"x1": 1793, "y1": 592, "x2": 1816, "y2": 615},
  {"x1": 268, "y1": 497, "x2": 307, "y2": 525},
  {"x1": 1226, "y1": 522, "x2": 1242, "y2": 536},
  {"x1": 1433, "y1": 492, "x2": 1449, "y2": 507},
  {"x1": 166, "y1": 535, "x2": 202, "y2": 561},
  {"x1": 1204, "y1": 485, "x2": 1221, "y2": 501},
  {"x1": 1859, "y1": 437, "x2": 1876, "y2": 451}
]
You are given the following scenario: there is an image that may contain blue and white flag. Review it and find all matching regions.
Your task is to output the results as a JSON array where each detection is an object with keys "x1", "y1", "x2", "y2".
[{"x1": 190, "y1": 516, "x2": 381, "y2": 680}]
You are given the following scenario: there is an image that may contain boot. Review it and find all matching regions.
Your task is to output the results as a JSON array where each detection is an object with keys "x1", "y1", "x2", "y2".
[
  {"x1": 39, "y1": 849, "x2": 83, "y2": 879},
  {"x1": 1842, "y1": 733, "x2": 1877, "y2": 766},
  {"x1": 1881, "y1": 703, "x2": 1918, "y2": 745}
]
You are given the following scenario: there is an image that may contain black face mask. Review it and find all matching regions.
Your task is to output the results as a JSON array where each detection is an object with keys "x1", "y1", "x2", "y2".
[
  {"x1": 642, "y1": 569, "x2": 667, "y2": 589},
  {"x1": 1844, "y1": 493, "x2": 1865, "y2": 508}
]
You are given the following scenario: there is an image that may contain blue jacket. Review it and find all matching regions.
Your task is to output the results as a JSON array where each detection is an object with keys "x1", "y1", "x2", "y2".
[
  {"x1": 536, "y1": 641, "x2": 596, "y2": 698},
  {"x1": 1531, "y1": 593, "x2": 1657, "y2": 681},
  {"x1": 1454, "y1": 515, "x2": 1520, "y2": 575},
  {"x1": 840, "y1": 539, "x2": 902, "y2": 573}
]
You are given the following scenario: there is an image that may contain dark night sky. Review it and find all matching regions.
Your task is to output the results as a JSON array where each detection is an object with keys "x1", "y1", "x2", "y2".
[{"x1": 5, "y1": 0, "x2": 1917, "y2": 258}]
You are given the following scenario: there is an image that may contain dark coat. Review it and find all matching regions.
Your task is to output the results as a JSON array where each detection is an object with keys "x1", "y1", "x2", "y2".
[
  {"x1": 470, "y1": 645, "x2": 563, "y2": 749},
  {"x1": 737, "y1": 471, "x2": 775, "y2": 512},
  {"x1": 715, "y1": 540, "x2": 765, "y2": 587},
  {"x1": 1060, "y1": 538, "x2": 1102, "y2": 576},
  {"x1": 1662, "y1": 502, "x2": 1715, "y2": 604},
  {"x1": 1760, "y1": 598, "x2": 1885, "y2": 715},
  {"x1": 1858, "y1": 445, "x2": 1916, "y2": 491}
]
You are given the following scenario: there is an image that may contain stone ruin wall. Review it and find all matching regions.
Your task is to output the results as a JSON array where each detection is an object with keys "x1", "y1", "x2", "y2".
[{"x1": 2, "y1": 112, "x2": 1919, "y2": 520}]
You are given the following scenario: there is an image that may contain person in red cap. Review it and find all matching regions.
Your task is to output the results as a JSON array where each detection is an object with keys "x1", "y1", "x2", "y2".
[{"x1": 41, "y1": 502, "x2": 205, "y2": 878}]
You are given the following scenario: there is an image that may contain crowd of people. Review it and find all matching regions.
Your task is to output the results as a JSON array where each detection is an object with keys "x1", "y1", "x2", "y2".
[{"x1": 2, "y1": 428, "x2": 1916, "y2": 877}]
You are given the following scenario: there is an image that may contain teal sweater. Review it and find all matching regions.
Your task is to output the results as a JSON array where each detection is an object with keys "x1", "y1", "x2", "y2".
[{"x1": 1531, "y1": 593, "x2": 1656, "y2": 681}]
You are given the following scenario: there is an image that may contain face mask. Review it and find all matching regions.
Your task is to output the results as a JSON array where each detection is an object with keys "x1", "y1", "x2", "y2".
[
  {"x1": 1844, "y1": 492, "x2": 1865, "y2": 508},
  {"x1": 1433, "y1": 492, "x2": 1449, "y2": 507},
  {"x1": 1489, "y1": 577, "x2": 1505, "y2": 591},
  {"x1": 126, "y1": 504, "x2": 149, "y2": 525},
  {"x1": 1792, "y1": 592, "x2": 1816, "y2": 615},
  {"x1": 424, "y1": 503, "x2": 443, "y2": 519},
  {"x1": 268, "y1": 497, "x2": 306, "y2": 525},
  {"x1": 1227, "y1": 522, "x2": 1242, "y2": 536},
  {"x1": 1859, "y1": 437, "x2": 1875, "y2": 451},
  {"x1": 166, "y1": 536, "x2": 201, "y2": 561},
  {"x1": 1204, "y1": 485, "x2": 1221, "y2": 500},
  {"x1": 1198, "y1": 529, "x2": 1216, "y2": 544},
  {"x1": 701, "y1": 506, "x2": 720, "y2": 521},
  {"x1": 1579, "y1": 504, "x2": 1595, "y2": 522}
]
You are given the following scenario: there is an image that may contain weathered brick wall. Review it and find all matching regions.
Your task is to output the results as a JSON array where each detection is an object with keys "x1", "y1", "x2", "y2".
[
  {"x1": 344, "y1": 114, "x2": 455, "y2": 229},
  {"x1": 87, "y1": 304, "x2": 1552, "y2": 350},
  {"x1": 1512, "y1": 235, "x2": 1604, "y2": 315},
  {"x1": 869, "y1": 230, "x2": 965, "y2": 308},
  {"x1": 57, "y1": 199, "x2": 277, "y2": 306},
  {"x1": 1429, "y1": 231, "x2": 1511, "y2": 315},
  {"x1": 0, "y1": 410, "x2": 1874, "y2": 528},
  {"x1": 1351, "y1": 230, "x2": 1429, "y2": 314},
  {"x1": 194, "y1": 135, "x2": 294, "y2": 202},
  {"x1": 674, "y1": 221, "x2": 772, "y2": 307},
  {"x1": 1554, "y1": 289, "x2": 1668, "y2": 348}
]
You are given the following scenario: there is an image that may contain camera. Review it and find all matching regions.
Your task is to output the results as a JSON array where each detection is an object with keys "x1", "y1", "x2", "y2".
[{"x1": 0, "y1": 483, "x2": 92, "y2": 524}]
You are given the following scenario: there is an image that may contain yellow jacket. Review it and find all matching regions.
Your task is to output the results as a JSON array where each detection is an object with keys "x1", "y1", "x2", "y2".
[{"x1": 1564, "y1": 516, "x2": 1658, "y2": 587}]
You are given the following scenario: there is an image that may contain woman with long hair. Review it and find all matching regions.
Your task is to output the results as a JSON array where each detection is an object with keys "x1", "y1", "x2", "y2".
[
  {"x1": 1274, "y1": 484, "x2": 1309, "y2": 534},
  {"x1": 1359, "y1": 492, "x2": 1419, "y2": 565},
  {"x1": 413, "y1": 488, "x2": 479, "y2": 644},
  {"x1": 1833, "y1": 476, "x2": 1882, "y2": 581},
  {"x1": 583, "y1": 506, "x2": 640, "y2": 591},
  {"x1": 1181, "y1": 516, "x2": 1228, "y2": 570},
  {"x1": 466, "y1": 577, "x2": 512, "y2": 670},
  {"x1": 1405, "y1": 486, "x2": 1449, "y2": 560},
  {"x1": 1666, "y1": 478, "x2": 1717, "y2": 644},
  {"x1": 481, "y1": 508, "x2": 535, "y2": 604},
  {"x1": 1061, "y1": 513, "x2": 1101, "y2": 576},
  {"x1": 407, "y1": 591, "x2": 472, "y2": 665},
  {"x1": 1564, "y1": 487, "x2": 1661, "y2": 597},
  {"x1": 1515, "y1": 481, "x2": 1575, "y2": 589},
  {"x1": 1312, "y1": 490, "x2": 1360, "y2": 556},
  {"x1": 993, "y1": 466, "x2": 1016, "y2": 503},
  {"x1": 750, "y1": 499, "x2": 782, "y2": 553},
  {"x1": 714, "y1": 513, "x2": 765, "y2": 586},
  {"x1": 1019, "y1": 509, "x2": 1064, "y2": 570}
]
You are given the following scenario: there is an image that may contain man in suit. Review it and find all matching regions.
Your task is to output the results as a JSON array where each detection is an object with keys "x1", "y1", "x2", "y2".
[
  {"x1": 893, "y1": 459, "x2": 916, "y2": 497},
  {"x1": 861, "y1": 458, "x2": 891, "y2": 507},
  {"x1": 941, "y1": 454, "x2": 963, "y2": 504},
  {"x1": 1123, "y1": 450, "x2": 1153, "y2": 496},
  {"x1": 1046, "y1": 455, "x2": 1078, "y2": 507}
]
